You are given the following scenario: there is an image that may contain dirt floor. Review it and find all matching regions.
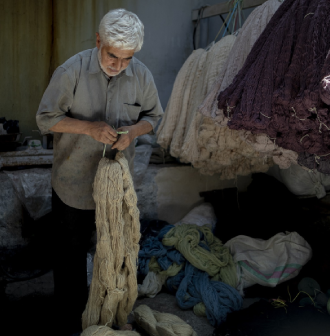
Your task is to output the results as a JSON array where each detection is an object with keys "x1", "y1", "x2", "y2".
[{"x1": 2, "y1": 291, "x2": 330, "y2": 336}]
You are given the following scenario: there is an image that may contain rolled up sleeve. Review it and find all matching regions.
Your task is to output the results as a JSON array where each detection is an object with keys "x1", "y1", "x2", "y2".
[
  {"x1": 138, "y1": 72, "x2": 164, "y2": 134},
  {"x1": 36, "y1": 67, "x2": 74, "y2": 134}
]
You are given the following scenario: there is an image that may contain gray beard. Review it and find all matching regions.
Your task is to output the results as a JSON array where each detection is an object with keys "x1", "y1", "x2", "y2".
[{"x1": 97, "y1": 48, "x2": 123, "y2": 77}]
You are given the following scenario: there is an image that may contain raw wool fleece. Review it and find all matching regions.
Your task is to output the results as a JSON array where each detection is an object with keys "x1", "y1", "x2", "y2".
[
  {"x1": 198, "y1": 0, "x2": 296, "y2": 170},
  {"x1": 82, "y1": 152, "x2": 140, "y2": 330},
  {"x1": 134, "y1": 304, "x2": 198, "y2": 336},
  {"x1": 217, "y1": 0, "x2": 330, "y2": 173}
]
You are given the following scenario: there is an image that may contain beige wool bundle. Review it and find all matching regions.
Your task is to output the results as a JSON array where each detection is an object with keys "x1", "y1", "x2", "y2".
[
  {"x1": 198, "y1": 0, "x2": 297, "y2": 169},
  {"x1": 177, "y1": 35, "x2": 273, "y2": 178},
  {"x1": 82, "y1": 152, "x2": 140, "y2": 330},
  {"x1": 134, "y1": 305, "x2": 198, "y2": 336},
  {"x1": 157, "y1": 49, "x2": 205, "y2": 152},
  {"x1": 81, "y1": 325, "x2": 140, "y2": 336}
]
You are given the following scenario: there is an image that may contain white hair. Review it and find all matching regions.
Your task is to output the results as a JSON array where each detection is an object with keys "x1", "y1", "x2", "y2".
[{"x1": 99, "y1": 9, "x2": 144, "y2": 52}]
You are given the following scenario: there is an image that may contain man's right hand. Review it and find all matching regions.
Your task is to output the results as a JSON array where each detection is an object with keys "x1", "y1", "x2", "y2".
[
  {"x1": 50, "y1": 118, "x2": 118, "y2": 145},
  {"x1": 87, "y1": 121, "x2": 118, "y2": 145}
]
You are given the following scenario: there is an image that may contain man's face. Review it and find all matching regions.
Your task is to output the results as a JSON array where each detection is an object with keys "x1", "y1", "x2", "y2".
[{"x1": 96, "y1": 32, "x2": 135, "y2": 77}]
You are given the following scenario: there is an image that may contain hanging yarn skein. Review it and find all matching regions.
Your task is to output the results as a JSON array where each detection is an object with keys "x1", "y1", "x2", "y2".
[
  {"x1": 198, "y1": 0, "x2": 296, "y2": 169},
  {"x1": 82, "y1": 152, "x2": 140, "y2": 330},
  {"x1": 217, "y1": 0, "x2": 330, "y2": 172}
]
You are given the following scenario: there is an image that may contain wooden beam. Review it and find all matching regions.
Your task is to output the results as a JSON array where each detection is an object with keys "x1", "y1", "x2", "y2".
[{"x1": 192, "y1": 0, "x2": 268, "y2": 21}]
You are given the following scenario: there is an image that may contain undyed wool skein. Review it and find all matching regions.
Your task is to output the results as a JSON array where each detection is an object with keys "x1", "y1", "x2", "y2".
[
  {"x1": 82, "y1": 152, "x2": 141, "y2": 330},
  {"x1": 134, "y1": 304, "x2": 198, "y2": 336},
  {"x1": 81, "y1": 325, "x2": 140, "y2": 336}
]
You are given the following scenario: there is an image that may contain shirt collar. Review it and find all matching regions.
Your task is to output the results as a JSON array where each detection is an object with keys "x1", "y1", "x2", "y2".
[
  {"x1": 89, "y1": 47, "x2": 133, "y2": 77},
  {"x1": 89, "y1": 47, "x2": 101, "y2": 74}
]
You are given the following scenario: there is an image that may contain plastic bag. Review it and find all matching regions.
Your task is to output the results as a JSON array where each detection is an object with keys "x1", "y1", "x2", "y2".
[
  {"x1": 225, "y1": 232, "x2": 312, "y2": 295},
  {"x1": 4, "y1": 168, "x2": 52, "y2": 220},
  {"x1": 174, "y1": 203, "x2": 217, "y2": 231},
  {"x1": 133, "y1": 144, "x2": 153, "y2": 188},
  {"x1": 267, "y1": 164, "x2": 330, "y2": 199}
]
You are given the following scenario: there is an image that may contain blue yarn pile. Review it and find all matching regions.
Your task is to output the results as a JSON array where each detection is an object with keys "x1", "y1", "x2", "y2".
[{"x1": 138, "y1": 224, "x2": 243, "y2": 327}]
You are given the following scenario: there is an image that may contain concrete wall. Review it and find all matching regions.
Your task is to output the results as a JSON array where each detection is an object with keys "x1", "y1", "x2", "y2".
[
  {"x1": 0, "y1": 0, "x2": 254, "y2": 139},
  {"x1": 136, "y1": 164, "x2": 252, "y2": 224}
]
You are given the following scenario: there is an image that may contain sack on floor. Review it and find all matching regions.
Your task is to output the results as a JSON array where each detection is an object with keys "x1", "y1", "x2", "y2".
[{"x1": 225, "y1": 232, "x2": 312, "y2": 294}]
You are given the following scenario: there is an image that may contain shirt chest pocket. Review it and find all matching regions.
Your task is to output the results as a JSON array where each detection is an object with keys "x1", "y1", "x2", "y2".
[{"x1": 122, "y1": 103, "x2": 142, "y2": 125}]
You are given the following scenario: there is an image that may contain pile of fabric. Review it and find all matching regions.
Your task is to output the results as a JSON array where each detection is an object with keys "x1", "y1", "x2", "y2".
[
  {"x1": 216, "y1": 0, "x2": 330, "y2": 173},
  {"x1": 137, "y1": 221, "x2": 312, "y2": 326}
]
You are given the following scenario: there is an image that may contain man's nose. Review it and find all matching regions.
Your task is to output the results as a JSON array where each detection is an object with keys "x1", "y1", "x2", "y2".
[{"x1": 113, "y1": 59, "x2": 122, "y2": 71}]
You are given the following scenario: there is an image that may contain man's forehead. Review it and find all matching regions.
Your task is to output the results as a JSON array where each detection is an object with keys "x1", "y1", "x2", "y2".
[{"x1": 103, "y1": 45, "x2": 135, "y2": 59}]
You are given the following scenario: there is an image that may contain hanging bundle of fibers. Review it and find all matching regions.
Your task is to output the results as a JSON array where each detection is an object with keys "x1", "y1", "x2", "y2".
[
  {"x1": 157, "y1": 34, "x2": 272, "y2": 178},
  {"x1": 134, "y1": 304, "x2": 198, "y2": 336},
  {"x1": 200, "y1": 0, "x2": 283, "y2": 124},
  {"x1": 298, "y1": 49, "x2": 330, "y2": 173},
  {"x1": 217, "y1": 0, "x2": 330, "y2": 173},
  {"x1": 178, "y1": 34, "x2": 274, "y2": 178},
  {"x1": 82, "y1": 152, "x2": 140, "y2": 330},
  {"x1": 197, "y1": 0, "x2": 297, "y2": 170},
  {"x1": 156, "y1": 48, "x2": 205, "y2": 153}
]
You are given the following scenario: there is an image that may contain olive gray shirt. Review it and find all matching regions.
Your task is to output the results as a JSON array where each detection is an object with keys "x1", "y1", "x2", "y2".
[{"x1": 36, "y1": 47, "x2": 163, "y2": 209}]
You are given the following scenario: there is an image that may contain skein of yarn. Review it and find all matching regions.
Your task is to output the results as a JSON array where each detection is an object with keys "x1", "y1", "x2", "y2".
[
  {"x1": 162, "y1": 224, "x2": 237, "y2": 287},
  {"x1": 81, "y1": 325, "x2": 140, "y2": 336},
  {"x1": 82, "y1": 152, "x2": 140, "y2": 330},
  {"x1": 175, "y1": 263, "x2": 243, "y2": 327},
  {"x1": 134, "y1": 304, "x2": 198, "y2": 336}
]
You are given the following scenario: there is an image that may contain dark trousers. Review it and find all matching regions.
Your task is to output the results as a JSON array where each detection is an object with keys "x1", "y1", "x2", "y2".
[{"x1": 51, "y1": 189, "x2": 96, "y2": 334}]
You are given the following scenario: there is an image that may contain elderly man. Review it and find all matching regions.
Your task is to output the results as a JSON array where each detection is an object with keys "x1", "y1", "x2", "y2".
[{"x1": 36, "y1": 9, "x2": 163, "y2": 335}]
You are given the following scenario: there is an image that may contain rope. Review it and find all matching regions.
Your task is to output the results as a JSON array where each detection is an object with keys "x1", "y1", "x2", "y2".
[{"x1": 222, "y1": 2, "x2": 239, "y2": 39}]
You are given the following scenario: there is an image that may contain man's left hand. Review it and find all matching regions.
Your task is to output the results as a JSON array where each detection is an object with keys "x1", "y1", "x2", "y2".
[{"x1": 112, "y1": 126, "x2": 136, "y2": 151}]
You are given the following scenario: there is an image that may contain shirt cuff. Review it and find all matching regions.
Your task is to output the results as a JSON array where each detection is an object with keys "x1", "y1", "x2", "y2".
[
  {"x1": 36, "y1": 112, "x2": 67, "y2": 135},
  {"x1": 139, "y1": 116, "x2": 161, "y2": 135}
]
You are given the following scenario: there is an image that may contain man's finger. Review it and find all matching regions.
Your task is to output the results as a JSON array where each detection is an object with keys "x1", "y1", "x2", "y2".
[
  {"x1": 112, "y1": 137, "x2": 124, "y2": 150},
  {"x1": 104, "y1": 130, "x2": 117, "y2": 141},
  {"x1": 102, "y1": 133, "x2": 117, "y2": 144},
  {"x1": 106, "y1": 126, "x2": 118, "y2": 137}
]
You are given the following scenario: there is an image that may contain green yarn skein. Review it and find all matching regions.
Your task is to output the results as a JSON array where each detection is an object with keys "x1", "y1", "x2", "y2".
[{"x1": 162, "y1": 224, "x2": 237, "y2": 288}]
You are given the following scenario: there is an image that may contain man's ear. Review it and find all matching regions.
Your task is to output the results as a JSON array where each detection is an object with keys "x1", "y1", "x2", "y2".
[{"x1": 96, "y1": 32, "x2": 101, "y2": 49}]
